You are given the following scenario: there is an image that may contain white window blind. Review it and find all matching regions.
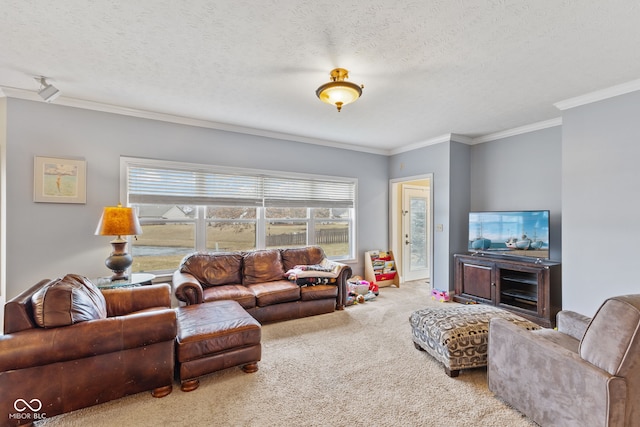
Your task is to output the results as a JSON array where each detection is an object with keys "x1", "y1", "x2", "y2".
[
  {"x1": 128, "y1": 166, "x2": 263, "y2": 206},
  {"x1": 126, "y1": 160, "x2": 356, "y2": 209},
  {"x1": 263, "y1": 177, "x2": 355, "y2": 208}
]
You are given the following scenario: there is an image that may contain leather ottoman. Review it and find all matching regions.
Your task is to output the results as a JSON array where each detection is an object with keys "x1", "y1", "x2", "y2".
[
  {"x1": 175, "y1": 300, "x2": 262, "y2": 391},
  {"x1": 409, "y1": 304, "x2": 540, "y2": 377}
]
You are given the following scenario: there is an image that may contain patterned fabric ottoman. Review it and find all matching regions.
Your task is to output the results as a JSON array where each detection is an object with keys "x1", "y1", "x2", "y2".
[{"x1": 409, "y1": 304, "x2": 540, "y2": 377}]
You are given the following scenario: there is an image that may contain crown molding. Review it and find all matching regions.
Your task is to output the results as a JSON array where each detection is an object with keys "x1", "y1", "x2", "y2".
[
  {"x1": 470, "y1": 118, "x2": 562, "y2": 144},
  {"x1": 450, "y1": 133, "x2": 474, "y2": 144},
  {"x1": 0, "y1": 86, "x2": 566, "y2": 155},
  {"x1": 389, "y1": 118, "x2": 564, "y2": 153},
  {"x1": 389, "y1": 133, "x2": 473, "y2": 155},
  {"x1": 0, "y1": 86, "x2": 390, "y2": 156},
  {"x1": 554, "y1": 78, "x2": 640, "y2": 111}
]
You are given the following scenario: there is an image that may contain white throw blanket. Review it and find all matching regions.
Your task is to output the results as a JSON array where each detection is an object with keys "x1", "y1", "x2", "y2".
[{"x1": 285, "y1": 258, "x2": 341, "y2": 280}]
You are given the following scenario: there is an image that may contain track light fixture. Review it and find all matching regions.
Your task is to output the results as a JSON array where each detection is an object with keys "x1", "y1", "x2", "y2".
[
  {"x1": 36, "y1": 76, "x2": 61, "y2": 102},
  {"x1": 316, "y1": 68, "x2": 363, "y2": 112}
]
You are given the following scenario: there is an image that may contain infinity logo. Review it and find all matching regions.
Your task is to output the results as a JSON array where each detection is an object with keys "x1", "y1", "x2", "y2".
[{"x1": 13, "y1": 399, "x2": 42, "y2": 412}]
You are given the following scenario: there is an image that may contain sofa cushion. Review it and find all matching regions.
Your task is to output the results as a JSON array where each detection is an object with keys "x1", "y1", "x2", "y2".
[
  {"x1": 246, "y1": 280, "x2": 300, "y2": 307},
  {"x1": 203, "y1": 284, "x2": 257, "y2": 309},
  {"x1": 180, "y1": 252, "x2": 244, "y2": 286},
  {"x1": 294, "y1": 277, "x2": 337, "y2": 287},
  {"x1": 243, "y1": 249, "x2": 285, "y2": 285},
  {"x1": 300, "y1": 285, "x2": 338, "y2": 301},
  {"x1": 31, "y1": 274, "x2": 107, "y2": 328},
  {"x1": 281, "y1": 246, "x2": 325, "y2": 272}
]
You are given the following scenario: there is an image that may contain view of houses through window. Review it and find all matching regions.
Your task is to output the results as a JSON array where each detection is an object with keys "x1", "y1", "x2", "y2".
[
  {"x1": 130, "y1": 205, "x2": 352, "y2": 274},
  {"x1": 123, "y1": 157, "x2": 356, "y2": 276}
]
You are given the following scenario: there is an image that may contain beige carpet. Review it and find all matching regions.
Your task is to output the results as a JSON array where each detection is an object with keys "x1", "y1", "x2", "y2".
[{"x1": 36, "y1": 280, "x2": 535, "y2": 427}]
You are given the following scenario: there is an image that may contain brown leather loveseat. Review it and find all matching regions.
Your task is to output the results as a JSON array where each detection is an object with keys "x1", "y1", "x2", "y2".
[
  {"x1": 0, "y1": 274, "x2": 176, "y2": 426},
  {"x1": 173, "y1": 246, "x2": 352, "y2": 323}
]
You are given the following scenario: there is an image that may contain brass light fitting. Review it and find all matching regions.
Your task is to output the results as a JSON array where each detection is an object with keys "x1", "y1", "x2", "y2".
[{"x1": 316, "y1": 68, "x2": 363, "y2": 112}]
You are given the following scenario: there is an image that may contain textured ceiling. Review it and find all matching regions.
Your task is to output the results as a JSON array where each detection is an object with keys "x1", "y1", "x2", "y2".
[{"x1": 2, "y1": 0, "x2": 640, "y2": 154}]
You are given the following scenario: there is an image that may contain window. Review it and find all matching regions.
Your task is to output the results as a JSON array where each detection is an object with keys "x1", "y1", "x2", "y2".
[
  {"x1": 206, "y1": 207, "x2": 257, "y2": 252},
  {"x1": 122, "y1": 157, "x2": 356, "y2": 276},
  {"x1": 130, "y1": 204, "x2": 196, "y2": 273}
]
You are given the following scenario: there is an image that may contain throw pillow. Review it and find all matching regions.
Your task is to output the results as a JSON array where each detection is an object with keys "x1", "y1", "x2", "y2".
[{"x1": 31, "y1": 274, "x2": 107, "y2": 328}]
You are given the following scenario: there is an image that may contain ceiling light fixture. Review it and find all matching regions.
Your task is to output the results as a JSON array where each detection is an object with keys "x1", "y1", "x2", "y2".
[
  {"x1": 316, "y1": 68, "x2": 363, "y2": 112},
  {"x1": 35, "y1": 76, "x2": 61, "y2": 102}
]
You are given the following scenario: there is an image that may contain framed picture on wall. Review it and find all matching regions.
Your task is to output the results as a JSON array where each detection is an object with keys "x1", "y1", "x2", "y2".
[{"x1": 33, "y1": 156, "x2": 87, "y2": 204}]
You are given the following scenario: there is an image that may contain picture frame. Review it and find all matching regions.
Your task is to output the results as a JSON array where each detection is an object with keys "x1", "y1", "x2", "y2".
[{"x1": 33, "y1": 156, "x2": 87, "y2": 204}]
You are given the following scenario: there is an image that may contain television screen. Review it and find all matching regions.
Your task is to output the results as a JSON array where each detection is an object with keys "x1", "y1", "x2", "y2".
[{"x1": 468, "y1": 210, "x2": 550, "y2": 259}]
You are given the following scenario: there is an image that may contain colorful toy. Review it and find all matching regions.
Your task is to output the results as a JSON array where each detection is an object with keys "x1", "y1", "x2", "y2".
[
  {"x1": 363, "y1": 290, "x2": 377, "y2": 301},
  {"x1": 369, "y1": 282, "x2": 379, "y2": 296},
  {"x1": 431, "y1": 288, "x2": 450, "y2": 302},
  {"x1": 346, "y1": 276, "x2": 378, "y2": 305}
]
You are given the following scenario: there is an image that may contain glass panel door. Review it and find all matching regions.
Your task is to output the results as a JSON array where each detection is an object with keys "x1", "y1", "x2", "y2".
[{"x1": 402, "y1": 186, "x2": 430, "y2": 281}]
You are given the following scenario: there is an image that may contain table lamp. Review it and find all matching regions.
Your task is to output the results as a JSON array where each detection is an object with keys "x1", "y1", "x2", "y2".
[{"x1": 95, "y1": 203, "x2": 143, "y2": 280}]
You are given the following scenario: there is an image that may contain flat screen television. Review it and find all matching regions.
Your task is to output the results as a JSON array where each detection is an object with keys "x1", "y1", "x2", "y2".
[{"x1": 468, "y1": 210, "x2": 550, "y2": 260}]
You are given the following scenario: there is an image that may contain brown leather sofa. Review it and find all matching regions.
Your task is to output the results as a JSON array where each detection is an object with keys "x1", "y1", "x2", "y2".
[
  {"x1": 0, "y1": 275, "x2": 176, "y2": 426},
  {"x1": 173, "y1": 246, "x2": 352, "y2": 323}
]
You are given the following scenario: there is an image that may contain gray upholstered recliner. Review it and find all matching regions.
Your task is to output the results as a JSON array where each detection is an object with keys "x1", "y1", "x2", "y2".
[{"x1": 488, "y1": 294, "x2": 640, "y2": 427}]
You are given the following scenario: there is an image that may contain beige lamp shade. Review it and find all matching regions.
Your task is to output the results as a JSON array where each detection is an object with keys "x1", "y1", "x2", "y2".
[
  {"x1": 95, "y1": 204, "x2": 142, "y2": 281},
  {"x1": 95, "y1": 204, "x2": 143, "y2": 237}
]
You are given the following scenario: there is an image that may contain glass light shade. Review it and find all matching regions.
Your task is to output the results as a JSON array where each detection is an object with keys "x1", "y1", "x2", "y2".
[
  {"x1": 95, "y1": 204, "x2": 143, "y2": 237},
  {"x1": 316, "y1": 68, "x2": 363, "y2": 112},
  {"x1": 316, "y1": 82, "x2": 362, "y2": 111}
]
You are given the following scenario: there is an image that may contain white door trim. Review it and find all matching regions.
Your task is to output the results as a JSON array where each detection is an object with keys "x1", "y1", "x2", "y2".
[{"x1": 389, "y1": 173, "x2": 433, "y2": 286}]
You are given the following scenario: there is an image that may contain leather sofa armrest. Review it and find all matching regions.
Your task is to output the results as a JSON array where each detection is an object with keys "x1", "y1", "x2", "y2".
[
  {"x1": 102, "y1": 284, "x2": 172, "y2": 317},
  {"x1": 118, "y1": 308, "x2": 177, "y2": 348},
  {"x1": 173, "y1": 270, "x2": 204, "y2": 305},
  {"x1": 330, "y1": 260, "x2": 352, "y2": 310},
  {"x1": 556, "y1": 310, "x2": 592, "y2": 341},
  {"x1": 0, "y1": 308, "x2": 176, "y2": 372}
]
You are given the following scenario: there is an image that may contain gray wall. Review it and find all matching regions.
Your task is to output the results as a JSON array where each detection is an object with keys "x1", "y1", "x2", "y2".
[
  {"x1": 562, "y1": 90, "x2": 640, "y2": 316},
  {"x1": 469, "y1": 126, "x2": 563, "y2": 261},
  {"x1": 4, "y1": 98, "x2": 388, "y2": 298},
  {"x1": 389, "y1": 139, "x2": 470, "y2": 290},
  {"x1": 6, "y1": 88, "x2": 639, "y2": 316},
  {"x1": 449, "y1": 140, "x2": 472, "y2": 273}
]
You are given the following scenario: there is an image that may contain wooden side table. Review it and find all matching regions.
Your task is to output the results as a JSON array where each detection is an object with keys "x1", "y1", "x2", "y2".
[{"x1": 95, "y1": 273, "x2": 156, "y2": 289}]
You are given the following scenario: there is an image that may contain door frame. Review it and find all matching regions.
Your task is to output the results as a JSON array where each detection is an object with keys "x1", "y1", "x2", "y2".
[{"x1": 389, "y1": 173, "x2": 433, "y2": 285}]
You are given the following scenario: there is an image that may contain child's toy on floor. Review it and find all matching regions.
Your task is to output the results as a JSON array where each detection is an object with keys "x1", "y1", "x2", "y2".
[
  {"x1": 346, "y1": 293, "x2": 366, "y2": 305},
  {"x1": 346, "y1": 276, "x2": 378, "y2": 305},
  {"x1": 369, "y1": 282, "x2": 379, "y2": 296},
  {"x1": 431, "y1": 288, "x2": 450, "y2": 302},
  {"x1": 363, "y1": 290, "x2": 377, "y2": 301}
]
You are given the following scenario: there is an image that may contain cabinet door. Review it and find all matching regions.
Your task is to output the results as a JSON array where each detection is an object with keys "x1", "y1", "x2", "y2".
[{"x1": 459, "y1": 260, "x2": 494, "y2": 302}]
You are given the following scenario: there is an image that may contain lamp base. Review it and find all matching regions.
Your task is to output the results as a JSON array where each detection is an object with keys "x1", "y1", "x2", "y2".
[
  {"x1": 105, "y1": 239, "x2": 133, "y2": 281},
  {"x1": 108, "y1": 270, "x2": 129, "y2": 282}
]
